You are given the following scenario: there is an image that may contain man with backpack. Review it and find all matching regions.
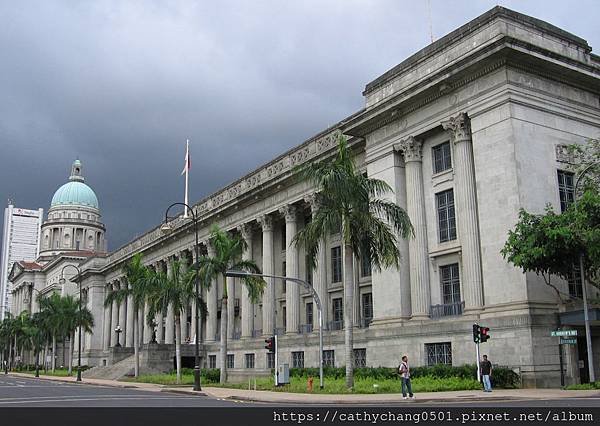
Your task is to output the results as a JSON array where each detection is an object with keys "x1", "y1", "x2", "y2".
[{"x1": 398, "y1": 355, "x2": 414, "y2": 399}]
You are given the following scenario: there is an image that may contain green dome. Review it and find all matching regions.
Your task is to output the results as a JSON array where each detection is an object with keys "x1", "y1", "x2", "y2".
[{"x1": 51, "y1": 181, "x2": 99, "y2": 209}]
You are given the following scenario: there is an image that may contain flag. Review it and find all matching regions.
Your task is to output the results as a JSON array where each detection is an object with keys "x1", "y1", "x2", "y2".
[{"x1": 181, "y1": 140, "x2": 191, "y2": 175}]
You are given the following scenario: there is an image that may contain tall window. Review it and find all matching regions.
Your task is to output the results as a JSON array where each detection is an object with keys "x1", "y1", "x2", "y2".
[
  {"x1": 568, "y1": 264, "x2": 583, "y2": 298},
  {"x1": 557, "y1": 170, "x2": 575, "y2": 212},
  {"x1": 306, "y1": 302, "x2": 313, "y2": 326},
  {"x1": 331, "y1": 246, "x2": 342, "y2": 283},
  {"x1": 292, "y1": 351, "x2": 304, "y2": 368},
  {"x1": 267, "y1": 352, "x2": 275, "y2": 369},
  {"x1": 281, "y1": 223, "x2": 286, "y2": 251},
  {"x1": 360, "y1": 252, "x2": 372, "y2": 277},
  {"x1": 209, "y1": 355, "x2": 216, "y2": 369},
  {"x1": 361, "y1": 293, "x2": 373, "y2": 322},
  {"x1": 306, "y1": 255, "x2": 313, "y2": 285},
  {"x1": 432, "y1": 142, "x2": 452, "y2": 174},
  {"x1": 440, "y1": 264, "x2": 461, "y2": 304},
  {"x1": 425, "y1": 342, "x2": 452, "y2": 366},
  {"x1": 436, "y1": 189, "x2": 456, "y2": 242},
  {"x1": 323, "y1": 350, "x2": 335, "y2": 367},
  {"x1": 245, "y1": 353, "x2": 255, "y2": 369},
  {"x1": 282, "y1": 306, "x2": 286, "y2": 330},
  {"x1": 354, "y1": 348, "x2": 367, "y2": 368},
  {"x1": 333, "y1": 298, "x2": 343, "y2": 324},
  {"x1": 226, "y1": 354, "x2": 235, "y2": 369},
  {"x1": 282, "y1": 261, "x2": 287, "y2": 292}
]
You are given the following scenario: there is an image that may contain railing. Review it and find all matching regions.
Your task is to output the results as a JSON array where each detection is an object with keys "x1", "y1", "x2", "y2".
[
  {"x1": 275, "y1": 327, "x2": 286, "y2": 336},
  {"x1": 298, "y1": 324, "x2": 313, "y2": 334},
  {"x1": 358, "y1": 318, "x2": 372, "y2": 328},
  {"x1": 252, "y1": 329, "x2": 262, "y2": 338},
  {"x1": 430, "y1": 301, "x2": 464, "y2": 319},
  {"x1": 327, "y1": 320, "x2": 343, "y2": 331}
]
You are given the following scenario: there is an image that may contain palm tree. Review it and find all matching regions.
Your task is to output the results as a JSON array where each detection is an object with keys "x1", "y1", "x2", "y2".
[
  {"x1": 0, "y1": 315, "x2": 16, "y2": 371},
  {"x1": 38, "y1": 293, "x2": 63, "y2": 372},
  {"x1": 29, "y1": 312, "x2": 49, "y2": 377},
  {"x1": 13, "y1": 311, "x2": 32, "y2": 369},
  {"x1": 146, "y1": 260, "x2": 196, "y2": 384},
  {"x1": 197, "y1": 225, "x2": 265, "y2": 384},
  {"x1": 105, "y1": 252, "x2": 153, "y2": 377},
  {"x1": 59, "y1": 295, "x2": 94, "y2": 375},
  {"x1": 293, "y1": 136, "x2": 413, "y2": 389}
]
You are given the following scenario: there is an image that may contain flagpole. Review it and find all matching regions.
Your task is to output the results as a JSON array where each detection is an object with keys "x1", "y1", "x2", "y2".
[{"x1": 184, "y1": 139, "x2": 189, "y2": 218}]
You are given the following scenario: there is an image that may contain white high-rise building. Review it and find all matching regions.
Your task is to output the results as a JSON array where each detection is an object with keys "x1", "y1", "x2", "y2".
[{"x1": 0, "y1": 204, "x2": 44, "y2": 319}]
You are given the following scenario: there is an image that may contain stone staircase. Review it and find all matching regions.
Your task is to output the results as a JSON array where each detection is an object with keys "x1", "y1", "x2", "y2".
[{"x1": 84, "y1": 354, "x2": 136, "y2": 380}]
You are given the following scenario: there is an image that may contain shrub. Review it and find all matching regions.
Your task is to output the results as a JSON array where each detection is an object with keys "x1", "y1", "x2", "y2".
[{"x1": 566, "y1": 382, "x2": 600, "y2": 390}]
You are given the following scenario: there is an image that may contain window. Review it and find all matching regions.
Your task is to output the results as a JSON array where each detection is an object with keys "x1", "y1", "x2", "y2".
[
  {"x1": 292, "y1": 351, "x2": 304, "y2": 368},
  {"x1": 440, "y1": 264, "x2": 461, "y2": 304},
  {"x1": 568, "y1": 264, "x2": 583, "y2": 299},
  {"x1": 557, "y1": 170, "x2": 575, "y2": 212},
  {"x1": 360, "y1": 252, "x2": 372, "y2": 277},
  {"x1": 282, "y1": 306, "x2": 286, "y2": 330},
  {"x1": 209, "y1": 355, "x2": 216, "y2": 369},
  {"x1": 432, "y1": 142, "x2": 452, "y2": 174},
  {"x1": 331, "y1": 246, "x2": 342, "y2": 283},
  {"x1": 245, "y1": 353, "x2": 255, "y2": 369},
  {"x1": 267, "y1": 352, "x2": 275, "y2": 369},
  {"x1": 306, "y1": 255, "x2": 313, "y2": 285},
  {"x1": 361, "y1": 293, "x2": 373, "y2": 322},
  {"x1": 282, "y1": 261, "x2": 287, "y2": 292},
  {"x1": 425, "y1": 342, "x2": 452, "y2": 366},
  {"x1": 436, "y1": 189, "x2": 456, "y2": 242},
  {"x1": 281, "y1": 224, "x2": 286, "y2": 251},
  {"x1": 354, "y1": 348, "x2": 367, "y2": 368},
  {"x1": 333, "y1": 298, "x2": 343, "y2": 326},
  {"x1": 306, "y1": 302, "x2": 313, "y2": 326},
  {"x1": 226, "y1": 354, "x2": 234, "y2": 369},
  {"x1": 323, "y1": 350, "x2": 335, "y2": 367}
]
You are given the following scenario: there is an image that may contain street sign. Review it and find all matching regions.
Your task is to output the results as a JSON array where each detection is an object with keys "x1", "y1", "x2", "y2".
[
  {"x1": 560, "y1": 338, "x2": 577, "y2": 345},
  {"x1": 551, "y1": 329, "x2": 577, "y2": 337}
]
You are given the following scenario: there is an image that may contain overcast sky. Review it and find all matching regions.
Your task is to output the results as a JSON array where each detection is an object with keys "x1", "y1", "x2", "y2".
[{"x1": 1, "y1": 0, "x2": 599, "y2": 253}]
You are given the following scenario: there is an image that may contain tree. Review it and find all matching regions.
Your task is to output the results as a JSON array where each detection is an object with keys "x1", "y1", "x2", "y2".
[
  {"x1": 29, "y1": 312, "x2": 49, "y2": 377},
  {"x1": 146, "y1": 260, "x2": 196, "y2": 384},
  {"x1": 501, "y1": 188, "x2": 600, "y2": 300},
  {"x1": 197, "y1": 225, "x2": 265, "y2": 384},
  {"x1": 38, "y1": 293, "x2": 63, "y2": 372},
  {"x1": 293, "y1": 136, "x2": 413, "y2": 389},
  {"x1": 105, "y1": 252, "x2": 153, "y2": 377},
  {"x1": 567, "y1": 138, "x2": 600, "y2": 192}
]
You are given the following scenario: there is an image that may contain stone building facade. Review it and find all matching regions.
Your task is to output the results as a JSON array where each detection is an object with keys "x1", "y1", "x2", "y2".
[{"x1": 11, "y1": 7, "x2": 600, "y2": 387}]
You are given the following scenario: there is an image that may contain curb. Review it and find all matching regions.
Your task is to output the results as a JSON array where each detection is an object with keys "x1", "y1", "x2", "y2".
[
  {"x1": 221, "y1": 394, "x2": 522, "y2": 405},
  {"x1": 161, "y1": 388, "x2": 207, "y2": 397}
]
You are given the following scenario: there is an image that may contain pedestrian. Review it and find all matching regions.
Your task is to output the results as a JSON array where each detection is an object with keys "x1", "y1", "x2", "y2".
[
  {"x1": 480, "y1": 354, "x2": 493, "y2": 392},
  {"x1": 398, "y1": 355, "x2": 414, "y2": 399}
]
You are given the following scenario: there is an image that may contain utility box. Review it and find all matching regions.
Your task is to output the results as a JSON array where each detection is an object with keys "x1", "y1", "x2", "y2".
[{"x1": 277, "y1": 363, "x2": 290, "y2": 385}]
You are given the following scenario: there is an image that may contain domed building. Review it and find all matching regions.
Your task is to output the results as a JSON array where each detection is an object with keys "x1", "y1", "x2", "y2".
[{"x1": 39, "y1": 159, "x2": 106, "y2": 258}]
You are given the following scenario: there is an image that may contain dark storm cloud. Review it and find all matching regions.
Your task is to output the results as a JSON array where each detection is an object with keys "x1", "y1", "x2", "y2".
[{"x1": 1, "y1": 0, "x2": 599, "y2": 251}]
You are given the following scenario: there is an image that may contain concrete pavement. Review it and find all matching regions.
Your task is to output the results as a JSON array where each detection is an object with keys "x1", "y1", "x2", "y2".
[{"x1": 9, "y1": 372, "x2": 600, "y2": 405}]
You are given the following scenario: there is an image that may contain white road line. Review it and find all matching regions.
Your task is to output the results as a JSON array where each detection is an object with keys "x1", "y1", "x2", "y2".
[
  {"x1": 0, "y1": 394, "x2": 198, "y2": 402},
  {"x1": 0, "y1": 396, "x2": 198, "y2": 405}
]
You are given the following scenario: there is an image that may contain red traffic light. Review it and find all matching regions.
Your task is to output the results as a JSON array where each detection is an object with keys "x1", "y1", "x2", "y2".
[
  {"x1": 264, "y1": 336, "x2": 276, "y2": 353},
  {"x1": 480, "y1": 326, "x2": 490, "y2": 343}
]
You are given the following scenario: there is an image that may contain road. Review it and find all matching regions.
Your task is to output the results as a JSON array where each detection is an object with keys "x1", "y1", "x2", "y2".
[{"x1": 0, "y1": 374, "x2": 244, "y2": 407}]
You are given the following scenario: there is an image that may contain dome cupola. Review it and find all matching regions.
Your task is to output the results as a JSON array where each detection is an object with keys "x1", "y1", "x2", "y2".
[{"x1": 50, "y1": 159, "x2": 99, "y2": 210}]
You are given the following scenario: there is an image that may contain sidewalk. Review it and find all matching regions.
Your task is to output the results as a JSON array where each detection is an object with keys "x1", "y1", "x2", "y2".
[{"x1": 8, "y1": 372, "x2": 600, "y2": 404}]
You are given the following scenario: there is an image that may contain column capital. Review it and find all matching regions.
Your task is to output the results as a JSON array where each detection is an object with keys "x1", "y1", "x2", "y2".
[
  {"x1": 279, "y1": 205, "x2": 298, "y2": 223},
  {"x1": 238, "y1": 223, "x2": 253, "y2": 241},
  {"x1": 304, "y1": 193, "x2": 320, "y2": 214},
  {"x1": 257, "y1": 214, "x2": 273, "y2": 232},
  {"x1": 441, "y1": 112, "x2": 471, "y2": 144},
  {"x1": 394, "y1": 136, "x2": 423, "y2": 162}
]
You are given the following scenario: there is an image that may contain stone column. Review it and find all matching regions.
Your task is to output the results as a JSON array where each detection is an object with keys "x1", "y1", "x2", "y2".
[
  {"x1": 366, "y1": 148, "x2": 411, "y2": 321},
  {"x1": 117, "y1": 282, "x2": 127, "y2": 345},
  {"x1": 143, "y1": 301, "x2": 152, "y2": 344},
  {"x1": 102, "y1": 284, "x2": 112, "y2": 351},
  {"x1": 156, "y1": 262, "x2": 165, "y2": 344},
  {"x1": 280, "y1": 205, "x2": 300, "y2": 334},
  {"x1": 125, "y1": 280, "x2": 134, "y2": 347},
  {"x1": 179, "y1": 252, "x2": 190, "y2": 342},
  {"x1": 306, "y1": 194, "x2": 328, "y2": 331},
  {"x1": 165, "y1": 258, "x2": 175, "y2": 344},
  {"x1": 110, "y1": 282, "x2": 119, "y2": 346},
  {"x1": 395, "y1": 137, "x2": 431, "y2": 319},
  {"x1": 226, "y1": 275, "x2": 235, "y2": 339},
  {"x1": 206, "y1": 243, "x2": 218, "y2": 342},
  {"x1": 258, "y1": 214, "x2": 275, "y2": 335},
  {"x1": 239, "y1": 223, "x2": 254, "y2": 338},
  {"x1": 442, "y1": 113, "x2": 484, "y2": 311}
]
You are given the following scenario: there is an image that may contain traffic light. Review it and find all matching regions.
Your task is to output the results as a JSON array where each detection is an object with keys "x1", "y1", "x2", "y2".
[
  {"x1": 264, "y1": 336, "x2": 276, "y2": 353},
  {"x1": 472, "y1": 324, "x2": 480, "y2": 343},
  {"x1": 480, "y1": 326, "x2": 490, "y2": 343}
]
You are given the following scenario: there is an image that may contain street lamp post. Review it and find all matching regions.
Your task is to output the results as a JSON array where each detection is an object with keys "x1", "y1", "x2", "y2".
[
  {"x1": 59, "y1": 264, "x2": 82, "y2": 382},
  {"x1": 225, "y1": 270, "x2": 325, "y2": 389},
  {"x1": 161, "y1": 202, "x2": 202, "y2": 391},
  {"x1": 114, "y1": 325, "x2": 122, "y2": 347},
  {"x1": 28, "y1": 285, "x2": 43, "y2": 378},
  {"x1": 574, "y1": 167, "x2": 595, "y2": 383}
]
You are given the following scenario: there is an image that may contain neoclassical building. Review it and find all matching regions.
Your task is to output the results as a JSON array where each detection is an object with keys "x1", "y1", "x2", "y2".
[{"x1": 12, "y1": 7, "x2": 600, "y2": 387}]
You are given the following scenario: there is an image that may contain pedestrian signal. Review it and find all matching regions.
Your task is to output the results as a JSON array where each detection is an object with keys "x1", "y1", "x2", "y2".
[{"x1": 264, "y1": 336, "x2": 276, "y2": 353}]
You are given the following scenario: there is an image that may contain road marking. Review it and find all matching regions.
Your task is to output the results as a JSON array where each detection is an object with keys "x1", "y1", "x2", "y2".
[{"x1": 0, "y1": 396, "x2": 202, "y2": 405}]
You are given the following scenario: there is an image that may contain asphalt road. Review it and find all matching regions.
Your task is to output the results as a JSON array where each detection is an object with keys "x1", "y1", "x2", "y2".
[{"x1": 0, "y1": 374, "x2": 245, "y2": 407}]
